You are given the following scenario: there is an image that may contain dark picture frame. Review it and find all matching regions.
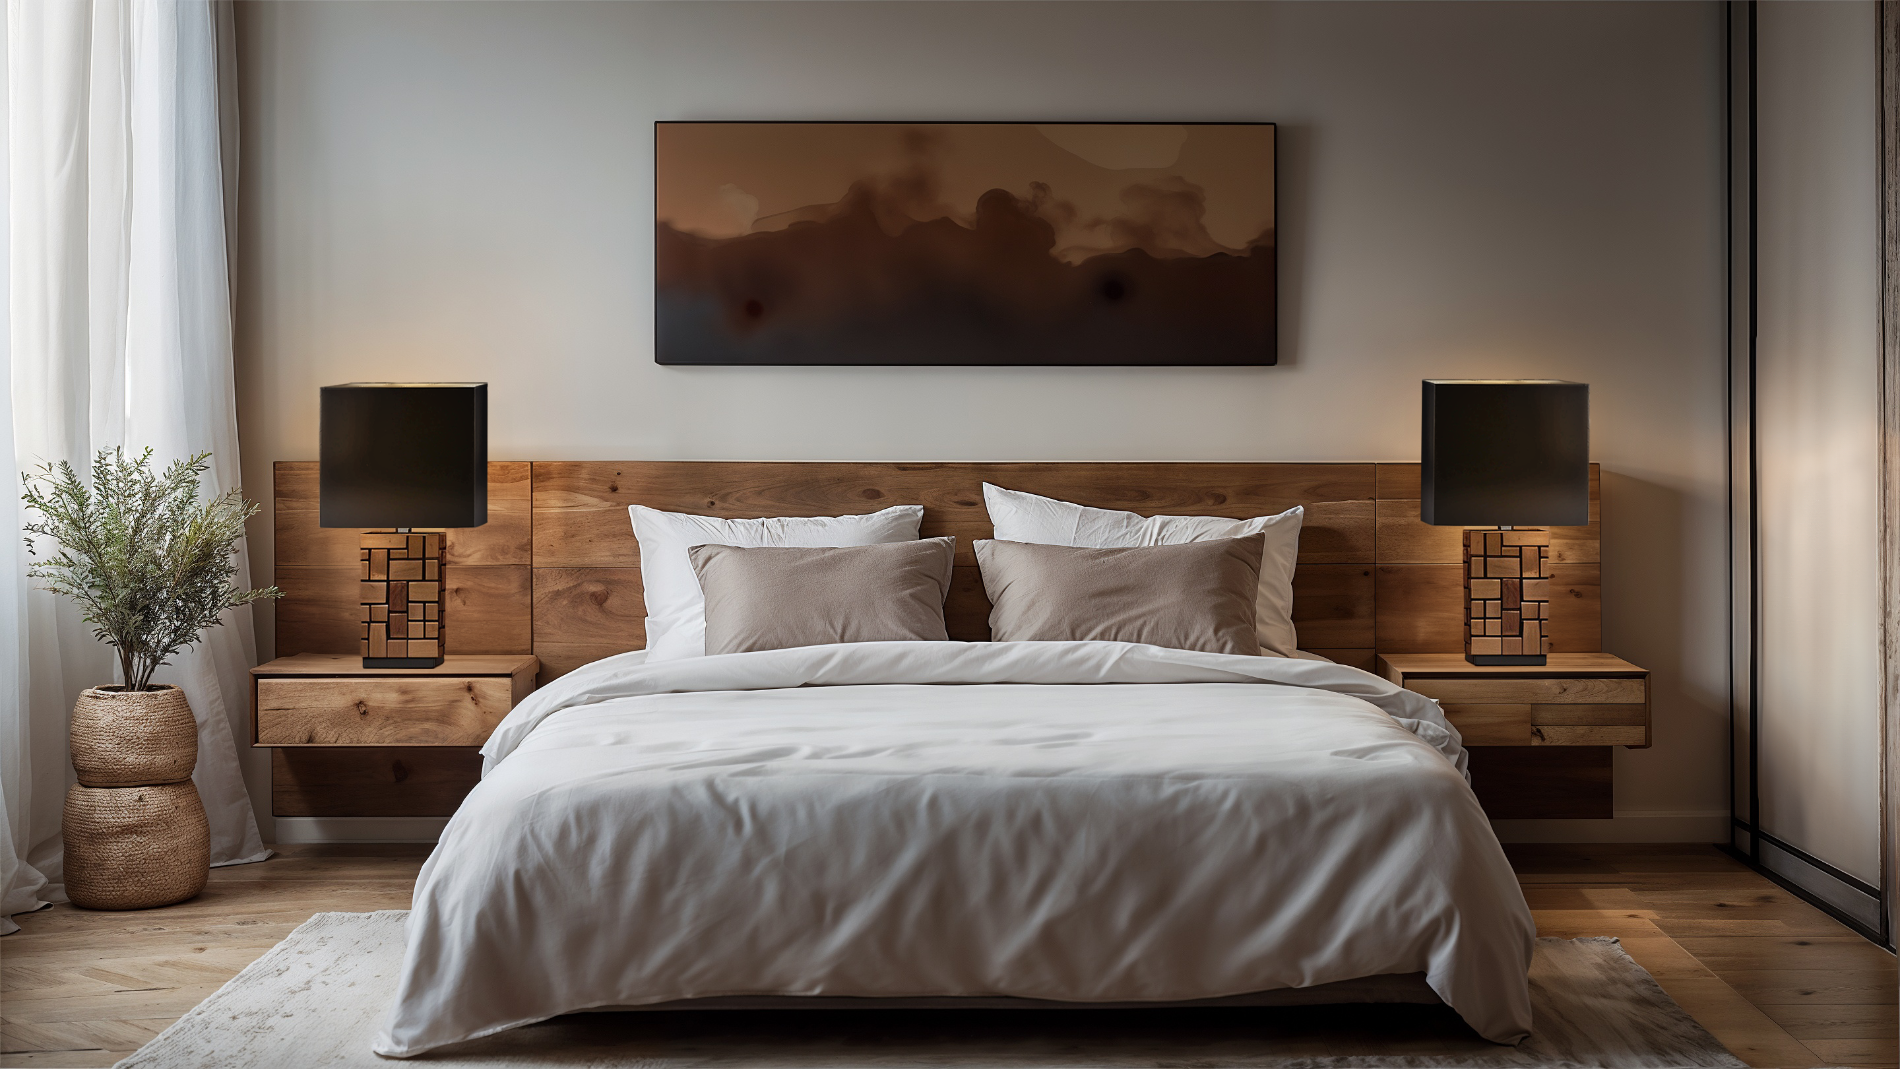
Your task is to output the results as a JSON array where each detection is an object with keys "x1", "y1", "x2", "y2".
[{"x1": 654, "y1": 121, "x2": 1276, "y2": 367}]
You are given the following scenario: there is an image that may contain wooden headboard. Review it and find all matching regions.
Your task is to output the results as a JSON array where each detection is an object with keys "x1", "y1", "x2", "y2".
[
  {"x1": 268, "y1": 460, "x2": 1601, "y2": 818},
  {"x1": 272, "y1": 460, "x2": 1602, "y2": 681}
]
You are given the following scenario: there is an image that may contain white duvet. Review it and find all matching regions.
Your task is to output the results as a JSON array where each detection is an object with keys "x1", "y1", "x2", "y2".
[{"x1": 375, "y1": 641, "x2": 1534, "y2": 1057}]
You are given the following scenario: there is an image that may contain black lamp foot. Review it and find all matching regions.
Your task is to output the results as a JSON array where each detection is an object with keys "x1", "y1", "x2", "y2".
[{"x1": 363, "y1": 656, "x2": 446, "y2": 669}]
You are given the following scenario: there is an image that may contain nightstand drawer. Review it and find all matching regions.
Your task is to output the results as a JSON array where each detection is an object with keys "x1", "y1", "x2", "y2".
[
  {"x1": 1441, "y1": 702, "x2": 1650, "y2": 746},
  {"x1": 252, "y1": 654, "x2": 538, "y2": 816},
  {"x1": 256, "y1": 677, "x2": 511, "y2": 746},
  {"x1": 1407, "y1": 677, "x2": 1646, "y2": 705}
]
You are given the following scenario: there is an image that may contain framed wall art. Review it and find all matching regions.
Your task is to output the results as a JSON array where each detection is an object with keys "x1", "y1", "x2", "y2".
[{"x1": 655, "y1": 122, "x2": 1276, "y2": 366}]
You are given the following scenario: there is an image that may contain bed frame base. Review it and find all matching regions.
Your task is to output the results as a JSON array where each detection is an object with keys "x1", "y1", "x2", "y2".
[{"x1": 603, "y1": 974, "x2": 1441, "y2": 1012}]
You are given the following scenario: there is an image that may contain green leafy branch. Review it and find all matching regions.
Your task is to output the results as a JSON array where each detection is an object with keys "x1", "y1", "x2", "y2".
[{"x1": 22, "y1": 448, "x2": 280, "y2": 692}]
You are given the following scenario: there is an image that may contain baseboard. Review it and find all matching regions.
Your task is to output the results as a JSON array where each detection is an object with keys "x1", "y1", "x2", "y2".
[
  {"x1": 1730, "y1": 824, "x2": 1886, "y2": 940},
  {"x1": 270, "y1": 817, "x2": 450, "y2": 843},
  {"x1": 1489, "y1": 810, "x2": 1730, "y2": 843}
]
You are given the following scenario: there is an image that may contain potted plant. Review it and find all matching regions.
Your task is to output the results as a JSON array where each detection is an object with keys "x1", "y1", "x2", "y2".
[{"x1": 22, "y1": 448, "x2": 278, "y2": 910}]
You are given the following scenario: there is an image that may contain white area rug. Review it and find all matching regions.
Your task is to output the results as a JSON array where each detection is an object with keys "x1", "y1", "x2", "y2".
[{"x1": 116, "y1": 911, "x2": 1747, "y2": 1068}]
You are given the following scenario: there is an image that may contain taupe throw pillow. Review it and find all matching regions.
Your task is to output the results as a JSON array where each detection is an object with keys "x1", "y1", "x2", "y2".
[
  {"x1": 688, "y1": 537, "x2": 956, "y2": 655},
  {"x1": 974, "y1": 536, "x2": 1265, "y2": 656}
]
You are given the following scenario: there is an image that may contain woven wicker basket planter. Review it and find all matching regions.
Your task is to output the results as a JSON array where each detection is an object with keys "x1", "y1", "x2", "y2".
[
  {"x1": 62, "y1": 781, "x2": 209, "y2": 910},
  {"x1": 70, "y1": 685, "x2": 197, "y2": 787},
  {"x1": 64, "y1": 684, "x2": 208, "y2": 910}
]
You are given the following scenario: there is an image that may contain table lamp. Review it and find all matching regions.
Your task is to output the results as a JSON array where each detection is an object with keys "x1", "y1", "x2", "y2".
[
  {"x1": 320, "y1": 383, "x2": 488, "y2": 668},
  {"x1": 1421, "y1": 379, "x2": 1589, "y2": 666}
]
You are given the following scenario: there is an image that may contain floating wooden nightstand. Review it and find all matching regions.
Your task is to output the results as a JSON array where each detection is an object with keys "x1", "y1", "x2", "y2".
[
  {"x1": 1377, "y1": 652, "x2": 1650, "y2": 819},
  {"x1": 250, "y1": 654, "x2": 537, "y2": 748}
]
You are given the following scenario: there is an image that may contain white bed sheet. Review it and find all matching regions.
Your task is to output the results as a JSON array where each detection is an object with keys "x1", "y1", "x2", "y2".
[{"x1": 375, "y1": 641, "x2": 1534, "y2": 1057}]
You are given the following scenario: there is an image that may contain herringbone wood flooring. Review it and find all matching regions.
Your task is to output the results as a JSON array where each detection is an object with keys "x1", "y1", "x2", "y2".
[{"x1": 0, "y1": 843, "x2": 1893, "y2": 1068}]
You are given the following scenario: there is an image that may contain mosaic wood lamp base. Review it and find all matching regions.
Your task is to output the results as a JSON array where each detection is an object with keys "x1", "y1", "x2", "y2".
[
  {"x1": 359, "y1": 530, "x2": 443, "y2": 668},
  {"x1": 1465, "y1": 528, "x2": 1551, "y2": 666}
]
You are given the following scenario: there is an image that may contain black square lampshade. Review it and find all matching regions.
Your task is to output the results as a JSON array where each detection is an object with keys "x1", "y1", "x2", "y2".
[
  {"x1": 320, "y1": 383, "x2": 488, "y2": 529},
  {"x1": 1421, "y1": 380, "x2": 1589, "y2": 527}
]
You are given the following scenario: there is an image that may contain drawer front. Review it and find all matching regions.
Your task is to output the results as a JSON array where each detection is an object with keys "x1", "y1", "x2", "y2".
[
  {"x1": 1533, "y1": 702, "x2": 1648, "y2": 746},
  {"x1": 257, "y1": 677, "x2": 513, "y2": 746},
  {"x1": 1439, "y1": 703, "x2": 1531, "y2": 745},
  {"x1": 1440, "y1": 701, "x2": 1650, "y2": 747},
  {"x1": 1408, "y1": 676, "x2": 1646, "y2": 705},
  {"x1": 1436, "y1": 698, "x2": 1649, "y2": 748}
]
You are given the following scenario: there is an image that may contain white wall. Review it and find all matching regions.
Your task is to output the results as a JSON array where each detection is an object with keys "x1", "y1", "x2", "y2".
[
  {"x1": 1752, "y1": 1, "x2": 1881, "y2": 890},
  {"x1": 233, "y1": 1, "x2": 1729, "y2": 843}
]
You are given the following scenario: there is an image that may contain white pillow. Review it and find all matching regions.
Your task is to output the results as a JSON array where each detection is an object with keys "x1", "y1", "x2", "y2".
[
  {"x1": 981, "y1": 483, "x2": 1304, "y2": 658},
  {"x1": 629, "y1": 503, "x2": 926, "y2": 661}
]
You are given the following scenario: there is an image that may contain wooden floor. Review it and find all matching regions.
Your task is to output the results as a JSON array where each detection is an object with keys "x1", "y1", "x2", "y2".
[{"x1": 0, "y1": 842, "x2": 1892, "y2": 1068}]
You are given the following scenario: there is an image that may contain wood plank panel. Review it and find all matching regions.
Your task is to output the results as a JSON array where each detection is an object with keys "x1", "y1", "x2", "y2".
[
  {"x1": 525, "y1": 462, "x2": 1392, "y2": 672},
  {"x1": 1441, "y1": 703, "x2": 1532, "y2": 745},
  {"x1": 271, "y1": 566, "x2": 360, "y2": 657},
  {"x1": 1373, "y1": 498, "x2": 1470, "y2": 564},
  {"x1": 1407, "y1": 677, "x2": 1647, "y2": 704},
  {"x1": 1534, "y1": 703, "x2": 1650, "y2": 725},
  {"x1": 256, "y1": 678, "x2": 512, "y2": 746},
  {"x1": 532, "y1": 461, "x2": 1377, "y2": 569},
  {"x1": 1465, "y1": 745, "x2": 1613, "y2": 819},
  {"x1": 527, "y1": 560, "x2": 1377, "y2": 671},
  {"x1": 1529, "y1": 702, "x2": 1652, "y2": 748},
  {"x1": 273, "y1": 461, "x2": 531, "y2": 569},
  {"x1": 532, "y1": 568, "x2": 644, "y2": 680},
  {"x1": 1372, "y1": 463, "x2": 1599, "y2": 565},
  {"x1": 1548, "y1": 562, "x2": 1602, "y2": 652},
  {"x1": 946, "y1": 566, "x2": 991, "y2": 642},
  {"x1": 274, "y1": 567, "x2": 530, "y2": 659},
  {"x1": 1302, "y1": 648, "x2": 1377, "y2": 672},
  {"x1": 1375, "y1": 498, "x2": 1600, "y2": 566},
  {"x1": 440, "y1": 565, "x2": 532, "y2": 654},
  {"x1": 1376, "y1": 563, "x2": 1600, "y2": 654},
  {"x1": 1373, "y1": 463, "x2": 1422, "y2": 500},
  {"x1": 1372, "y1": 564, "x2": 1465, "y2": 653},
  {"x1": 269, "y1": 748, "x2": 481, "y2": 816},
  {"x1": 443, "y1": 462, "x2": 532, "y2": 566},
  {"x1": 271, "y1": 463, "x2": 360, "y2": 568},
  {"x1": 1533, "y1": 725, "x2": 1649, "y2": 746},
  {"x1": 1289, "y1": 564, "x2": 1375, "y2": 648},
  {"x1": 1293, "y1": 499, "x2": 1375, "y2": 564}
]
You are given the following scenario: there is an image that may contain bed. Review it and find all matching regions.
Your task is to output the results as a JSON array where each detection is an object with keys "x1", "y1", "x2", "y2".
[
  {"x1": 373, "y1": 638, "x2": 1534, "y2": 1056},
  {"x1": 262, "y1": 462, "x2": 1552, "y2": 1056}
]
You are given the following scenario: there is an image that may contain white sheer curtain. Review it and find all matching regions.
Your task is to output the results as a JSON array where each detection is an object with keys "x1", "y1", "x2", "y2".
[{"x1": 5, "y1": 0, "x2": 268, "y2": 935}]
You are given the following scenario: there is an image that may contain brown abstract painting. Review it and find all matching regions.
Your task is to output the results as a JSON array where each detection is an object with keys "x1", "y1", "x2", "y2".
[{"x1": 655, "y1": 122, "x2": 1275, "y2": 366}]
